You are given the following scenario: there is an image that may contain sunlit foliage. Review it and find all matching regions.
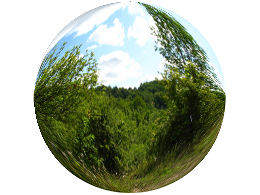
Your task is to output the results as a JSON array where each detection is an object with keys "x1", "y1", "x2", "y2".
[{"x1": 34, "y1": 3, "x2": 225, "y2": 192}]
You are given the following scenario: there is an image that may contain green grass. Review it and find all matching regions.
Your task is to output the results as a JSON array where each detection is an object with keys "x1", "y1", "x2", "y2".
[{"x1": 43, "y1": 115, "x2": 223, "y2": 192}]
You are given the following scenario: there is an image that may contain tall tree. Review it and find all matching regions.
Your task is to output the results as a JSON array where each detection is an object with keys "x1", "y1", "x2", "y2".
[
  {"x1": 141, "y1": 3, "x2": 225, "y2": 154},
  {"x1": 141, "y1": 3, "x2": 222, "y2": 89}
]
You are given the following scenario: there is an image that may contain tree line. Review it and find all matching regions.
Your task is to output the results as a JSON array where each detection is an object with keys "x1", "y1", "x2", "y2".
[{"x1": 34, "y1": 43, "x2": 224, "y2": 176}]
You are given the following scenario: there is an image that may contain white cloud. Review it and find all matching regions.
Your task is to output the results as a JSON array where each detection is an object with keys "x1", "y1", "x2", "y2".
[
  {"x1": 98, "y1": 51, "x2": 142, "y2": 86},
  {"x1": 46, "y1": 3, "x2": 122, "y2": 52},
  {"x1": 136, "y1": 58, "x2": 166, "y2": 85},
  {"x1": 88, "y1": 18, "x2": 125, "y2": 46},
  {"x1": 86, "y1": 44, "x2": 98, "y2": 50},
  {"x1": 137, "y1": 74, "x2": 157, "y2": 84},
  {"x1": 127, "y1": 3, "x2": 146, "y2": 16},
  {"x1": 128, "y1": 15, "x2": 156, "y2": 47},
  {"x1": 158, "y1": 58, "x2": 167, "y2": 73},
  {"x1": 79, "y1": 53, "x2": 84, "y2": 58},
  {"x1": 70, "y1": 3, "x2": 122, "y2": 37}
]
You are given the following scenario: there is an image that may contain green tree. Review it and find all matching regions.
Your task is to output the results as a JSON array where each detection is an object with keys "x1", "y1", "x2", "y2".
[
  {"x1": 34, "y1": 43, "x2": 98, "y2": 121},
  {"x1": 141, "y1": 3, "x2": 221, "y2": 88},
  {"x1": 34, "y1": 43, "x2": 101, "y2": 170},
  {"x1": 141, "y1": 3, "x2": 207, "y2": 69},
  {"x1": 141, "y1": 3, "x2": 225, "y2": 155}
]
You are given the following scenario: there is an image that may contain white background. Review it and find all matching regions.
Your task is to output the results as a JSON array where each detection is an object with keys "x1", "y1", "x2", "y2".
[{"x1": 0, "y1": 0, "x2": 259, "y2": 194}]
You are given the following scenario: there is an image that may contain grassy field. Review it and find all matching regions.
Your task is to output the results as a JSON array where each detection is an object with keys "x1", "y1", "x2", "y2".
[{"x1": 42, "y1": 114, "x2": 223, "y2": 193}]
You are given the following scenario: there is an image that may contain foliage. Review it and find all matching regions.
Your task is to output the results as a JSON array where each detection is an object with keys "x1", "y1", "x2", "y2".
[
  {"x1": 35, "y1": 3, "x2": 225, "y2": 192},
  {"x1": 141, "y1": 2, "x2": 222, "y2": 89},
  {"x1": 34, "y1": 43, "x2": 98, "y2": 120},
  {"x1": 141, "y1": 2, "x2": 225, "y2": 157}
]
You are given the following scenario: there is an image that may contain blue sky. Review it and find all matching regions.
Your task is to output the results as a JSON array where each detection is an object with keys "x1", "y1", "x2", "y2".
[{"x1": 46, "y1": 2, "x2": 224, "y2": 88}]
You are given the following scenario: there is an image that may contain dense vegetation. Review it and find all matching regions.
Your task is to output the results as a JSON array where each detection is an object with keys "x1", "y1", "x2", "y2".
[{"x1": 34, "y1": 3, "x2": 225, "y2": 192}]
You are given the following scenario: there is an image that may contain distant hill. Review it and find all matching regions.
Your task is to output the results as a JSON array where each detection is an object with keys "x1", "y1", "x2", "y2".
[{"x1": 96, "y1": 80, "x2": 168, "y2": 109}]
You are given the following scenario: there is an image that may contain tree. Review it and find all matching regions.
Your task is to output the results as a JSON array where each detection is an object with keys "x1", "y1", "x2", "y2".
[
  {"x1": 34, "y1": 42, "x2": 98, "y2": 121},
  {"x1": 141, "y1": 3, "x2": 225, "y2": 155},
  {"x1": 141, "y1": 3, "x2": 207, "y2": 67},
  {"x1": 141, "y1": 3, "x2": 222, "y2": 89},
  {"x1": 34, "y1": 42, "x2": 99, "y2": 165}
]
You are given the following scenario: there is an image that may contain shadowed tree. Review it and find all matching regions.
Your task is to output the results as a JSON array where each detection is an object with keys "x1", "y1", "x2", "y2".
[{"x1": 141, "y1": 3, "x2": 225, "y2": 155}]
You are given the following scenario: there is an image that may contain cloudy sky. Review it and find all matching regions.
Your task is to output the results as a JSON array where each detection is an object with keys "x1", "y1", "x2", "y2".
[{"x1": 47, "y1": 2, "x2": 223, "y2": 88}]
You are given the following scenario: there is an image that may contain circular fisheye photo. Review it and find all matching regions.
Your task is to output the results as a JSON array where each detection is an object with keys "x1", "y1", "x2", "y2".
[{"x1": 34, "y1": 2, "x2": 225, "y2": 192}]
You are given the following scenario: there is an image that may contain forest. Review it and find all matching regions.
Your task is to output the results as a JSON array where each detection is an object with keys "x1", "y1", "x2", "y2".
[{"x1": 34, "y1": 3, "x2": 225, "y2": 192}]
